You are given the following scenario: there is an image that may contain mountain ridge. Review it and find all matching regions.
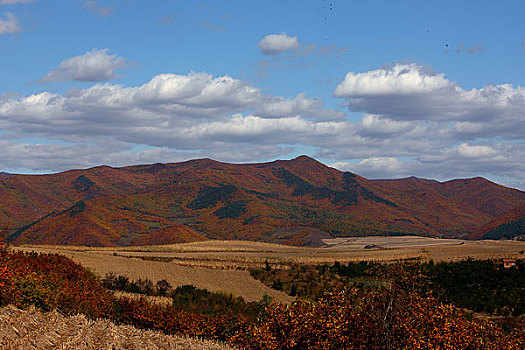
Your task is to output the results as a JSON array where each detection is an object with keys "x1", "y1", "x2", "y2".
[
  {"x1": 469, "y1": 204, "x2": 525, "y2": 240},
  {"x1": 1, "y1": 156, "x2": 524, "y2": 246}
]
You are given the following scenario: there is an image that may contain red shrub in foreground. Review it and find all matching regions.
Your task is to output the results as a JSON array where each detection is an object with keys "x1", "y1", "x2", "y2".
[
  {"x1": 234, "y1": 288, "x2": 525, "y2": 349},
  {"x1": 1, "y1": 250, "x2": 524, "y2": 349}
]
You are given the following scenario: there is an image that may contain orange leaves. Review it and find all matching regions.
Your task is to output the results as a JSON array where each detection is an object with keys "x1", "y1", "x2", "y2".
[
  {"x1": 0, "y1": 265, "x2": 9, "y2": 289},
  {"x1": 2, "y1": 249, "x2": 524, "y2": 349},
  {"x1": 0, "y1": 250, "x2": 115, "y2": 318},
  {"x1": 234, "y1": 285, "x2": 524, "y2": 350},
  {"x1": 0, "y1": 236, "x2": 11, "y2": 291}
]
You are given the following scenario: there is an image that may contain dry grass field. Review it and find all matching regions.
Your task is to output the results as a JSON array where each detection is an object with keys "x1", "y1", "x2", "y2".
[
  {"x1": 0, "y1": 305, "x2": 233, "y2": 350},
  {"x1": 14, "y1": 237, "x2": 525, "y2": 304},
  {"x1": 14, "y1": 245, "x2": 293, "y2": 304}
]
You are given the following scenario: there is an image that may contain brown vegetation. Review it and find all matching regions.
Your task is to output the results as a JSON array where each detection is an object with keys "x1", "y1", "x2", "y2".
[
  {"x1": 0, "y1": 305, "x2": 233, "y2": 350},
  {"x1": 3, "y1": 242, "x2": 525, "y2": 349},
  {"x1": 13, "y1": 238, "x2": 524, "y2": 306},
  {"x1": 15, "y1": 244, "x2": 294, "y2": 304}
]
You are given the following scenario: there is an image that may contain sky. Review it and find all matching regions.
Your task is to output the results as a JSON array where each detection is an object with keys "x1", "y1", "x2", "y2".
[{"x1": 0, "y1": 0, "x2": 524, "y2": 190}]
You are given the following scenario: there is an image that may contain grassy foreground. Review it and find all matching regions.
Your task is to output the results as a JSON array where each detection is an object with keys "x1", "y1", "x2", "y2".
[{"x1": 2, "y1": 239, "x2": 525, "y2": 349}]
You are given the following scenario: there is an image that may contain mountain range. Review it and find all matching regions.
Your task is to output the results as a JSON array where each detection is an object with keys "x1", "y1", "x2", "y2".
[{"x1": 1, "y1": 156, "x2": 524, "y2": 246}]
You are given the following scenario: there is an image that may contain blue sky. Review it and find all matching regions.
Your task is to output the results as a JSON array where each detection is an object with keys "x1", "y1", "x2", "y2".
[{"x1": 0, "y1": 0, "x2": 524, "y2": 189}]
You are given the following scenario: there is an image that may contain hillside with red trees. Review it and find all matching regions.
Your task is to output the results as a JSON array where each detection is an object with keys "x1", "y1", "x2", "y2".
[
  {"x1": 1, "y1": 156, "x2": 524, "y2": 246},
  {"x1": 469, "y1": 204, "x2": 525, "y2": 240}
]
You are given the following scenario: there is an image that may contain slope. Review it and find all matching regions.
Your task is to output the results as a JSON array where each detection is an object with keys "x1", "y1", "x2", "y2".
[
  {"x1": 469, "y1": 204, "x2": 525, "y2": 240},
  {"x1": 2, "y1": 156, "x2": 524, "y2": 246}
]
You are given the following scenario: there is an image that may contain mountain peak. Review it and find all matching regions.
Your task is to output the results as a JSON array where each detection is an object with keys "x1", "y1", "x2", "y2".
[
  {"x1": 293, "y1": 155, "x2": 316, "y2": 161},
  {"x1": 287, "y1": 155, "x2": 326, "y2": 167},
  {"x1": 181, "y1": 158, "x2": 224, "y2": 168}
]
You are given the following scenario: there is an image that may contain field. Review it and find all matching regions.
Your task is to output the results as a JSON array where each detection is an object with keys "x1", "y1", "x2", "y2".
[
  {"x1": 14, "y1": 237, "x2": 525, "y2": 303},
  {"x1": 0, "y1": 305, "x2": 233, "y2": 350}
]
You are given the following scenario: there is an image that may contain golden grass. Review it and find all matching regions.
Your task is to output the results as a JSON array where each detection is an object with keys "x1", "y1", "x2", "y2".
[
  {"x1": 15, "y1": 245, "x2": 294, "y2": 304},
  {"x1": 111, "y1": 291, "x2": 173, "y2": 307},
  {"x1": 0, "y1": 305, "x2": 233, "y2": 350},
  {"x1": 15, "y1": 237, "x2": 524, "y2": 304}
]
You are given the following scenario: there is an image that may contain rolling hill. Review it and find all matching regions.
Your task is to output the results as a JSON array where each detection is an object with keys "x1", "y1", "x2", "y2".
[
  {"x1": 2, "y1": 156, "x2": 524, "y2": 246},
  {"x1": 469, "y1": 204, "x2": 525, "y2": 240}
]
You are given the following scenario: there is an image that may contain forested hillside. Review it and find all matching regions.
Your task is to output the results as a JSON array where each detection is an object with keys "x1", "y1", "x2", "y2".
[{"x1": 1, "y1": 156, "x2": 524, "y2": 246}]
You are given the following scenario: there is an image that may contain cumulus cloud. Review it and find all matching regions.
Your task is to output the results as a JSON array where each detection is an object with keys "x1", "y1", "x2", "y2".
[
  {"x1": 335, "y1": 63, "x2": 450, "y2": 96},
  {"x1": 0, "y1": 72, "x2": 341, "y2": 149},
  {"x1": 317, "y1": 63, "x2": 525, "y2": 188},
  {"x1": 332, "y1": 157, "x2": 406, "y2": 178},
  {"x1": 358, "y1": 114, "x2": 415, "y2": 136},
  {"x1": 84, "y1": 1, "x2": 112, "y2": 17},
  {"x1": 334, "y1": 63, "x2": 525, "y2": 124},
  {"x1": 0, "y1": 12, "x2": 20, "y2": 34},
  {"x1": 257, "y1": 33, "x2": 347, "y2": 58},
  {"x1": 256, "y1": 92, "x2": 344, "y2": 120},
  {"x1": 455, "y1": 143, "x2": 497, "y2": 158},
  {"x1": 0, "y1": 139, "x2": 195, "y2": 172},
  {"x1": 40, "y1": 49, "x2": 132, "y2": 83},
  {"x1": 258, "y1": 33, "x2": 299, "y2": 55}
]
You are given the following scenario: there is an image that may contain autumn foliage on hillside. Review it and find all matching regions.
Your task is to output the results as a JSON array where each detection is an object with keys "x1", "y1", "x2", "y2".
[
  {"x1": 2, "y1": 156, "x2": 525, "y2": 246},
  {"x1": 470, "y1": 204, "x2": 525, "y2": 240},
  {"x1": 0, "y1": 239, "x2": 10, "y2": 289},
  {"x1": 1, "y1": 250, "x2": 525, "y2": 349}
]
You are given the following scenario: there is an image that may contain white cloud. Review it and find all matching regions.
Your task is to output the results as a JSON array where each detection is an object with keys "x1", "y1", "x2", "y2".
[
  {"x1": 329, "y1": 142, "x2": 525, "y2": 189},
  {"x1": 456, "y1": 143, "x2": 497, "y2": 158},
  {"x1": 0, "y1": 0, "x2": 32, "y2": 4},
  {"x1": 176, "y1": 114, "x2": 346, "y2": 146},
  {"x1": 358, "y1": 114, "x2": 415, "y2": 136},
  {"x1": 84, "y1": 1, "x2": 112, "y2": 17},
  {"x1": 331, "y1": 157, "x2": 407, "y2": 178},
  {"x1": 40, "y1": 49, "x2": 132, "y2": 83},
  {"x1": 258, "y1": 33, "x2": 299, "y2": 55},
  {"x1": 335, "y1": 63, "x2": 451, "y2": 96},
  {"x1": 0, "y1": 12, "x2": 20, "y2": 34},
  {"x1": 355, "y1": 157, "x2": 405, "y2": 175},
  {"x1": 335, "y1": 63, "x2": 525, "y2": 124},
  {"x1": 257, "y1": 33, "x2": 347, "y2": 58},
  {"x1": 0, "y1": 139, "x2": 194, "y2": 172},
  {"x1": 0, "y1": 72, "x2": 340, "y2": 148},
  {"x1": 256, "y1": 92, "x2": 344, "y2": 120}
]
